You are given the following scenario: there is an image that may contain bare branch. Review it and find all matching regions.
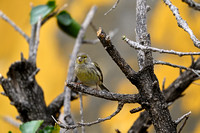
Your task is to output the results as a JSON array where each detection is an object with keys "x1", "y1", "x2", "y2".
[
  {"x1": 3, "y1": 116, "x2": 21, "y2": 128},
  {"x1": 41, "y1": 4, "x2": 68, "y2": 25},
  {"x1": 154, "y1": 60, "x2": 200, "y2": 77},
  {"x1": 163, "y1": 0, "x2": 200, "y2": 48},
  {"x1": 82, "y1": 28, "x2": 118, "y2": 45},
  {"x1": 97, "y1": 27, "x2": 137, "y2": 83},
  {"x1": 177, "y1": 112, "x2": 191, "y2": 133},
  {"x1": 82, "y1": 39, "x2": 99, "y2": 44},
  {"x1": 79, "y1": 92, "x2": 85, "y2": 133},
  {"x1": 182, "y1": 0, "x2": 200, "y2": 11},
  {"x1": 123, "y1": 36, "x2": 200, "y2": 56},
  {"x1": 162, "y1": 77, "x2": 166, "y2": 91},
  {"x1": 63, "y1": 6, "x2": 97, "y2": 132},
  {"x1": 175, "y1": 111, "x2": 191, "y2": 125},
  {"x1": 0, "y1": 10, "x2": 30, "y2": 43},
  {"x1": 67, "y1": 82, "x2": 140, "y2": 103},
  {"x1": 28, "y1": 17, "x2": 42, "y2": 64},
  {"x1": 130, "y1": 106, "x2": 143, "y2": 114},
  {"x1": 104, "y1": 0, "x2": 120, "y2": 15},
  {"x1": 129, "y1": 57, "x2": 200, "y2": 133},
  {"x1": 52, "y1": 102, "x2": 124, "y2": 130}
]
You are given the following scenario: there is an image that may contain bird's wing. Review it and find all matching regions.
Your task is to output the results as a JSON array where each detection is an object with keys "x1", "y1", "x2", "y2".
[{"x1": 93, "y1": 62, "x2": 103, "y2": 82}]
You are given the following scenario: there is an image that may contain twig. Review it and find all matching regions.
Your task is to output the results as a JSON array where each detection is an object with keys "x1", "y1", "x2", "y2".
[
  {"x1": 67, "y1": 82, "x2": 140, "y2": 103},
  {"x1": 175, "y1": 111, "x2": 191, "y2": 125},
  {"x1": 182, "y1": 0, "x2": 200, "y2": 11},
  {"x1": 78, "y1": 102, "x2": 124, "y2": 126},
  {"x1": 63, "y1": 6, "x2": 97, "y2": 132},
  {"x1": 52, "y1": 102, "x2": 124, "y2": 130},
  {"x1": 82, "y1": 39, "x2": 99, "y2": 44},
  {"x1": 162, "y1": 77, "x2": 166, "y2": 91},
  {"x1": 0, "y1": 10, "x2": 30, "y2": 43},
  {"x1": 82, "y1": 28, "x2": 118, "y2": 45},
  {"x1": 163, "y1": 0, "x2": 200, "y2": 48},
  {"x1": 97, "y1": 27, "x2": 137, "y2": 82},
  {"x1": 104, "y1": 0, "x2": 120, "y2": 15},
  {"x1": 41, "y1": 4, "x2": 68, "y2": 25},
  {"x1": 130, "y1": 106, "x2": 143, "y2": 114},
  {"x1": 3, "y1": 116, "x2": 21, "y2": 128},
  {"x1": 51, "y1": 115, "x2": 67, "y2": 129},
  {"x1": 115, "y1": 129, "x2": 121, "y2": 133},
  {"x1": 175, "y1": 111, "x2": 191, "y2": 133},
  {"x1": 79, "y1": 92, "x2": 85, "y2": 133},
  {"x1": 123, "y1": 36, "x2": 200, "y2": 56},
  {"x1": 178, "y1": 114, "x2": 190, "y2": 133},
  {"x1": 28, "y1": 68, "x2": 40, "y2": 82},
  {"x1": 154, "y1": 60, "x2": 200, "y2": 77},
  {"x1": 28, "y1": 17, "x2": 42, "y2": 64}
]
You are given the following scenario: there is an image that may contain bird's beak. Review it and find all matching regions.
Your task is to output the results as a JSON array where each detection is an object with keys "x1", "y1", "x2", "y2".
[{"x1": 78, "y1": 57, "x2": 82, "y2": 63}]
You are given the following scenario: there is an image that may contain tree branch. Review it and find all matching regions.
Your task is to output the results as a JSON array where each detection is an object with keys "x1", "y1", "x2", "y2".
[
  {"x1": 52, "y1": 102, "x2": 124, "y2": 130},
  {"x1": 67, "y1": 82, "x2": 140, "y2": 103},
  {"x1": 28, "y1": 17, "x2": 42, "y2": 64},
  {"x1": 0, "y1": 10, "x2": 30, "y2": 43},
  {"x1": 123, "y1": 36, "x2": 200, "y2": 56},
  {"x1": 154, "y1": 60, "x2": 200, "y2": 77},
  {"x1": 175, "y1": 111, "x2": 191, "y2": 125},
  {"x1": 79, "y1": 92, "x2": 85, "y2": 133},
  {"x1": 104, "y1": 0, "x2": 120, "y2": 15},
  {"x1": 63, "y1": 6, "x2": 97, "y2": 132},
  {"x1": 176, "y1": 111, "x2": 191, "y2": 133},
  {"x1": 182, "y1": 0, "x2": 200, "y2": 11},
  {"x1": 163, "y1": 0, "x2": 200, "y2": 48},
  {"x1": 97, "y1": 27, "x2": 138, "y2": 84},
  {"x1": 128, "y1": 57, "x2": 200, "y2": 133}
]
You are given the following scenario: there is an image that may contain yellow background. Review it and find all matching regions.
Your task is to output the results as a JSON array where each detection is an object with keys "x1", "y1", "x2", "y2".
[{"x1": 1, "y1": 0, "x2": 200, "y2": 133}]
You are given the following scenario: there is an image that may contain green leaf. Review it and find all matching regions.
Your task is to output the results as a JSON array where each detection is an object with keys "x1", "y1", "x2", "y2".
[
  {"x1": 57, "y1": 11, "x2": 73, "y2": 26},
  {"x1": 30, "y1": 0, "x2": 56, "y2": 25},
  {"x1": 38, "y1": 126, "x2": 54, "y2": 133},
  {"x1": 38, "y1": 124, "x2": 60, "y2": 133},
  {"x1": 20, "y1": 120, "x2": 44, "y2": 133},
  {"x1": 57, "y1": 11, "x2": 81, "y2": 38}
]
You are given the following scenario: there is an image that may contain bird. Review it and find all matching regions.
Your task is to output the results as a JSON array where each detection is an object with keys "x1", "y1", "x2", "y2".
[{"x1": 74, "y1": 53, "x2": 109, "y2": 92}]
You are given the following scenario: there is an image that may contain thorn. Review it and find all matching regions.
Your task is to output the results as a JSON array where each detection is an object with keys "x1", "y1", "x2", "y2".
[
  {"x1": 20, "y1": 52, "x2": 25, "y2": 61},
  {"x1": 179, "y1": 68, "x2": 183, "y2": 75},
  {"x1": 190, "y1": 55, "x2": 195, "y2": 66},
  {"x1": 115, "y1": 129, "x2": 121, "y2": 133},
  {"x1": 162, "y1": 77, "x2": 166, "y2": 91}
]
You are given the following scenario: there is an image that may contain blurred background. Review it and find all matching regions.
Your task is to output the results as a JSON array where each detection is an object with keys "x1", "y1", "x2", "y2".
[{"x1": 1, "y1": 0, "x2": 200, "y2": 132}]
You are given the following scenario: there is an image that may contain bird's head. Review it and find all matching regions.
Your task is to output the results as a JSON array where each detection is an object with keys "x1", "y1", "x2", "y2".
[{"x1": 76, "y1": 53, "x2": 91, "y2": 64}]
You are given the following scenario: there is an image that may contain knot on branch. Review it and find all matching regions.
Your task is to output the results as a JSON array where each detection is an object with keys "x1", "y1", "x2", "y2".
[{"x1": 8, "y1": 60, "x2": 37, "y2": 82}]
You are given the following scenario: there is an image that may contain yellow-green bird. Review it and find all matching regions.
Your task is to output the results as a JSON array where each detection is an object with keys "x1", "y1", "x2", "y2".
[{"x1": 75, "y1": 53, "x2": 109, "y2": 92}]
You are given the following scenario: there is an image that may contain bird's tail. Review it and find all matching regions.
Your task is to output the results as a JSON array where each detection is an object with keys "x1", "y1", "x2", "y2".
[{"x1": 99, "y1": 84, "x2": 109, "y2": 92}]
